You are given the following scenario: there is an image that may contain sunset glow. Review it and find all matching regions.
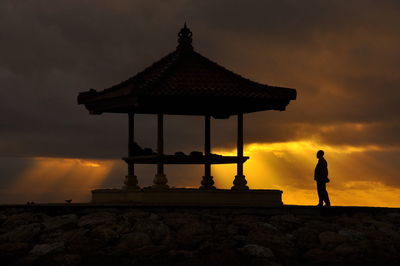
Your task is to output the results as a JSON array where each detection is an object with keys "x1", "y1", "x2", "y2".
[
  {"x1": 3, "y1": 142, "x2": 399, "y2": 207},
  {"x1": 1, "y1": 1, "x2": 400, "y2": 209},
  {"x1": 213, "y1": 141, "x2": 400, "y2": 207},
  {"x1": 7, "y1": 158, "x2": 115, "y2": 203}
]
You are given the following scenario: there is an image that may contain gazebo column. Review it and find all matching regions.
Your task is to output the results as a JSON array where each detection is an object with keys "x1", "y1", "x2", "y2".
[
  {"x1": 200, "y1": 115, "x2": 215, "y2": 189},
  {"x1": 232, "y1": 113, "x2": 249, "y2": 190},
  {"x1": 124, "y1": 112, "x2": 139, "y2": 189},
  {"x1": 153, "y1": 113, "x2": 169, "y2": 189}
]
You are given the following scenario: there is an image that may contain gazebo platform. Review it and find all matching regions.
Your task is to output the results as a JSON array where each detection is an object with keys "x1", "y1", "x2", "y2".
[
  {"x1": 123, "y1": 154, "x2": 249, "y2": 164},
  {"x1": 91, "y1": 188, "x2": 283, "y2": 207}
]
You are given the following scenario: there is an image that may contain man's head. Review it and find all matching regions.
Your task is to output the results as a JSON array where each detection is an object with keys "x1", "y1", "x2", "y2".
[{"x1": 316, "y1": 150, "x2": 324, "y2": 159}]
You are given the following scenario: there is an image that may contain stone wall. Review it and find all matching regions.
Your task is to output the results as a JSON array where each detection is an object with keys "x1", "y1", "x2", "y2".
[{"x1": 0, "y1": 206, "x2": 399, "y2": 266}]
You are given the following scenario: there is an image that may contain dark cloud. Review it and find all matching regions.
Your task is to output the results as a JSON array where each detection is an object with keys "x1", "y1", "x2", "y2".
[
  {"x1": 1, "y1": 1, "x2": 400, "y2": 203},
  {"x1": 1, "y1": 0, "x2": 399, "y2": 158}
]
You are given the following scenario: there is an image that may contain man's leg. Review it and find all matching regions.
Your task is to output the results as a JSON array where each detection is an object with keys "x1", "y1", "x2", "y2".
[
  {"x1": 317, "y1": 182, "x2": 324, "y2": 206},
  {"x1": 323, "y1": 184, "x2": 331, "y2": 206},
  {"x1": 319, "y1": 182, "x2": 331, "y2": 206}
]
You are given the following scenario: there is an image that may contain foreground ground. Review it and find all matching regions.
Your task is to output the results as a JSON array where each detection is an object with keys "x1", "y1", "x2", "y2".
[{"x1": 0, "y1": 205, "x2": 399, "y2": 265}]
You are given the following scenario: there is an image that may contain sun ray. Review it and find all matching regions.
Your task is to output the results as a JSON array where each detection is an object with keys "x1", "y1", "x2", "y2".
[
  {"x1": 213, "y1": 141, "x2": 400, "y2": 207},
  {"x1": 9, "y1": 157, "x2": 115, "y2": 203}
]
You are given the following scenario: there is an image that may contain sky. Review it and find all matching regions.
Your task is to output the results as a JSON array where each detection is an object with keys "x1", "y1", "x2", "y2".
[{"x1": 1, "y1": 0, "x2": 400, "y2": 206}]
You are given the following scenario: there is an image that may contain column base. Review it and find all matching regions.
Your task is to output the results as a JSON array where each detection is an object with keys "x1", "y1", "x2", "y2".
[
  {"x1": 199, "y1": 175, "x2": 216, "y2": 189},
  {"x1": 123, "y1": 175, "x2": 140, "y2": 190},
  {"x1": 231, "y1": 174, "x2": 249, "y2": 190},
  {"x1": 152, "y1": 173, "x2": 169, "y2": 189}
]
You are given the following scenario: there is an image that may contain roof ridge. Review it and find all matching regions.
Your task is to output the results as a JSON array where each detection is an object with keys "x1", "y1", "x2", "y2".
[{"x1": 191, "y1": 50, "x2": 272, "y2": 89}]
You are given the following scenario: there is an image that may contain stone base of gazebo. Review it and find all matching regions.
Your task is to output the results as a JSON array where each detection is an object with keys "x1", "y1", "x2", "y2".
[{"x1": 91, "y1": 188, "x2": 283, "y2": 207}]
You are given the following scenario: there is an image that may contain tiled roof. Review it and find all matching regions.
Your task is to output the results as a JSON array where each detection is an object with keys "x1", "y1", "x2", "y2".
[
  {"x1": 78, "y1": 25, "x2": 296, "y2": 115},
  {"x1": 96, "y1": 48, "x2": 296, "y2": 100}
]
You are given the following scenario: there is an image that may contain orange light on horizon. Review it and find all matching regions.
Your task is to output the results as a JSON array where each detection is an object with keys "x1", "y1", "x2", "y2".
[
  {"x1": 8, "y1": 157, "x2": 115, "y2": 203},
  {"x1": 213, "y1": 141, "x2": 400, "y2": 207},
  {"x1": 4, "y1": 141, "x2": 400, "y2": 207}
]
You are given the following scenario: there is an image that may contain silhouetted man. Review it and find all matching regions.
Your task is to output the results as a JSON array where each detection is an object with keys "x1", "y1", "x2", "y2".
[{"x1": 314, "y1": 150, "x2": 331, "y2": 207}]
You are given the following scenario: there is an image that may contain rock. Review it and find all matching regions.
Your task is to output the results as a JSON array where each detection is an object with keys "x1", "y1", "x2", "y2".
[
  {"x1": 43, "y1": 214, "x2": 78, "y2": 231},
  {"x1": 247, "y1": 227, "x2": 295, "y2": 261},
  {"x1": 338, "y1": 229, "x2": 365, "y2": 241},
  {"x1": 149, "y1": 213, "x2": 159, "y2": 221},
  {"x1": 122, "y1": 232, "x2": 152, "y2": 247},
  {"x1": 1, "y1": 206, "x2": 400, "y2": 265},
  {"x1": 163, "y1": 213, "x2": 211, "y2": 243},
  {"x1": 239, "y1": 244, "x2": 274, "y2": 258},
  {"x1": 29, "y1": 241, "x2": 64, "y2": 256},
  {"x1": 201, "y1": 213, "x2": 226, "y2": 223},
  {"x1": 65, "y1": 229, "x2": 105, "y2": 253},
  {"x1": 318, "y1": 231, "x2": 345, "y2": 246},
  {"x1": 335, "y1": 216, "x2": 362, "y2": 228},
  {"x1": 39, "y1": 230, "x2": 64, "y2": 244},
  {"x1": 0, "y1": 242, "x2": 32, "y2": 256},
  {"x1": 89, "y1": 224, "x2": 120, "y2": 241},
  {"x1": 78, "y1": 212, "x2": 117, "y2": 227},
  {"x1": 199, "y1": 247, "x2": 243, "y2": 266},
  {"x1": 213, "y1": 222, "x2": 229, "y2": 234},
  {"x1": 233, "y1": 234, "x2": 248, "y2": 245},
  {"x1": 285, "y1": 233, "x2": 294, "y2": 240},
  {"x1": 0, "y1": 213, "x2": 7, "y2": 225},
  {"x1": 270, "y1": 214, "x2": 300, "y2": 224},
  {"x1": 227, "y1": 224, "x2": 239, "y2": 235},
  {"x1": 1, "y1": 212, "x2": 48, "y2": 231},
  {"x1": 115, "y1": 232, "x2": 152, "y2": 255},
  {"x1": 0, "y1": 223, "x2": 42, "y2": 242},
  {"x1": 133, "y1": 220, "x2": 170, "y2": 245},
  {"x1": 371, "y1": 221, "x2": 397, "y2": 235},
  {"x1": 261, "y1": 222, "x2": 279, "y2": 232},
  {"x1": 248, "y1": 228, "x2": 292, "y2": 247},
  {"x1": 385, "y1": 212, "x2": 400, "y2": 223},
  {"x1": 162, "y1": 213, "x2": 199, "y2": 230},
  {"x1": 292, "y1": 227, "x2": 319, "y2": 250},
  {"x1": 269, "y1": 214, "x2": 301, "y2": 232},
  {"x1": 52, "y1": 254, "x2": 81, "y2": 266},
  {"x1": 251, "y1": 259, "x2": 281, "y2": 266},
  {"x1": 175, "y1": 220, "x2": 212, "y2": 248},
  {"x1": 304, "y1": 219, "x2": 335, "y2": 232},
  {"x1": 79, "y1": 208, "x2": 119, "y2": 215},
  {"x1": 122, "y1": 210, "x2": 149, "y2": 222},
  {"x1": 303, "y1": 248, "x2": 332, "y2": 264},
  {"x1": 130, "y1": 244, "x2": 166, "y2": 256},
  {"x1": 334, "y1": 243, "x2": 359, "y2": 257},
  {"x1": 386, "y1": 212, "x2": 400, "y2": 217},
  {"x1": 233, "y1": 215, "x2": 261, "y2": 224},
  {"x1": 169, "y1": 249, "x2": 195, "y2": 258}
]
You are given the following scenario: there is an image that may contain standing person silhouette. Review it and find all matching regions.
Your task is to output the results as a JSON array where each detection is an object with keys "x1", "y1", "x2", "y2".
[{"x1": 314, "y1": 150, "x2": 331, "y2": 207}]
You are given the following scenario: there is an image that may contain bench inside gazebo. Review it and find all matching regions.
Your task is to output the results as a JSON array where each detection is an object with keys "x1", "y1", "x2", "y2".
[{"x1": 77, "y1": 24, "x2": 296, "y2": 206}]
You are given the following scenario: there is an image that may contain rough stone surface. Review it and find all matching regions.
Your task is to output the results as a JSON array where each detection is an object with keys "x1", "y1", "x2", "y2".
[
  {"x1": 78, "y1": 212, "x2": 117, "y2": 227},
  {"x1": 318, "y1": 231, "x2": 345, "y2": 246},
  {"x1": 43, "y1": 214, "x2": 78, "y2": 231},
  {"x1": 239, "y1": 244, "x2": 274, "y2": 258},
  {"x1": 0, "y1": 223, "x2": 42, "y2": 242},
  {"x1": 29, "y1": 241, "x2": 65, "y2": 256},
  {"x1": 0, "y1": 206, "x2": 399, "y2": 265}
]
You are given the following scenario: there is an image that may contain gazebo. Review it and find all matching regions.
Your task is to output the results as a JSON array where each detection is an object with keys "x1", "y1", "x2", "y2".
[{"x1": 78, "y1": 24, "x2": 296, "y2": 206}]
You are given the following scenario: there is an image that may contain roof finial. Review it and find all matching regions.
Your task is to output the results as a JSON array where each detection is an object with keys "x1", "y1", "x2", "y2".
[{"x1": 177, "y1": 22, "x2": 193, "y2": 50}]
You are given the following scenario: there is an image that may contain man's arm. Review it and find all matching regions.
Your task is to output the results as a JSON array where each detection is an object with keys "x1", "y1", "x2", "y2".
[{"x1": 323, "y1": 159, "x2": 328, "y2": 178}]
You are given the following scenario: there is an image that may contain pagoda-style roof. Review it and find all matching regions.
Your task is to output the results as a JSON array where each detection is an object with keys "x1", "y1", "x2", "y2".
[{"x1": 78, "y1": 24, "x2": 296, "y2": 118}]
